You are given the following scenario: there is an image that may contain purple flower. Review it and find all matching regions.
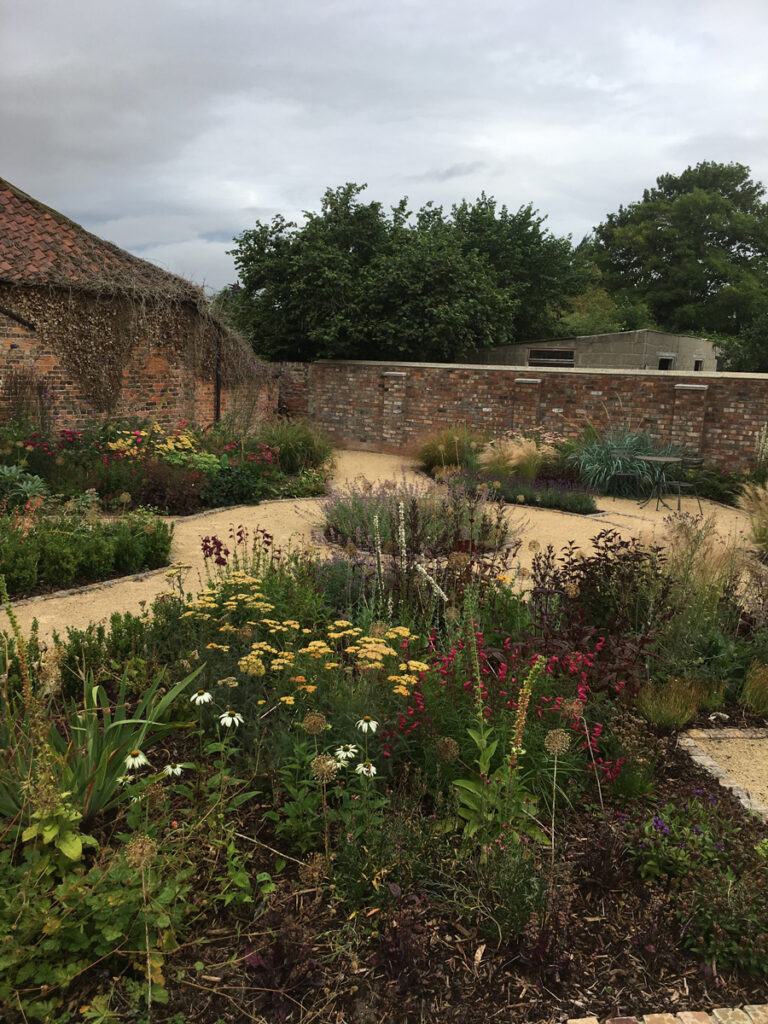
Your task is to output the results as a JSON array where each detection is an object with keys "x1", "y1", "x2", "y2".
[{"x1": 652, "y1": 815, "x2": 670, "y2": 835}]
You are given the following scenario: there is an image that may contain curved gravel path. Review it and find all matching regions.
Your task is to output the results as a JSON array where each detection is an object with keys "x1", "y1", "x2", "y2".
[{"x1": 1, "y1": 449, "x2": 750, "y2": 644}]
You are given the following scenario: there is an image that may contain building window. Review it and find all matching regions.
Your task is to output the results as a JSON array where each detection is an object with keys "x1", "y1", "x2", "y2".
[
  {"x1": 528, "y1": 348, "x2": 575, "y2": 367},
  {"x1": 658, "y1": 357, "x2": 674, "y2": 370},
  {"x1": 694, "y1": 359, "x2": 704, "y2": 371}
]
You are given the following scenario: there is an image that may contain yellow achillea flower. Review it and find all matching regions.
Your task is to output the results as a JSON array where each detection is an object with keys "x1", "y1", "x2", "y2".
[
  {"x1": 205, "y1": 643, "x2": 230, "y2": 652},
  {"x1": 299, "y1": 641, "x2": 333, "y2": 658},
  {"x1": 238, "y1": 653, "x2": 266, "y2": 677},
  {"x1": 249, "y1": 641, "x2": 279, "y2": 654},
  {"x1": 401, "y1": 660, "x2": 430, "y2": 673},
  {"x1": 386, "y1": 626, "x2": 416, "y2": 639},
  {"x1": 296, "y1": 684, "x2": 317, "y2": 693},
  {"x1": 324, "y1": 662, "x2": 340, "y2": 670},
  {"x1": 392, "y1": 685, "x2": 410, "y2": 697},
  {"x1": 290, "y1": 675, "x2": 307, "y2": 683},
  {"x1": 279, "y1": 695, "x2": 296, "y2": 706}
]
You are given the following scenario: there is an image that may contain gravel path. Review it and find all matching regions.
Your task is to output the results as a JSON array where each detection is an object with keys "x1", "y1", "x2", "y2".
[{"x1": 1, "y1": 449, "x2": 751, "y2": 644}]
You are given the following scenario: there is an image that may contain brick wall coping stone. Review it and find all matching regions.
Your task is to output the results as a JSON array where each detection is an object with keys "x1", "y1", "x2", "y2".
[
  {"x1": 678, "y1": 728, "x2": 768, "y2": 821},
  {"x1": 312, "y1": 359, "x2": 768, "y2": 381},
  {"x1": 567, "y1": 1005, "x2": 768, "y2": 1024}
]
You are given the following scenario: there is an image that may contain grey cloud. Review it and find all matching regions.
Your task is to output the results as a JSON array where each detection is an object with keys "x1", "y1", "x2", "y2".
[
  {"x1": 410, "y1": 162, "x2": 489, "y2": 183},
  {"x1": 2, "y1": 0, "x2": 767, "y2": 290}
]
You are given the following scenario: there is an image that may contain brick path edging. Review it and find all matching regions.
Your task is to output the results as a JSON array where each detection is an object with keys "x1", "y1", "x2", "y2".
[
  {"x1": 569, "y1": 1005, "x2": 768, "y2": 1024},
  {"x1": 678, "y1": 728, "x2": 768, "y2": 821}
]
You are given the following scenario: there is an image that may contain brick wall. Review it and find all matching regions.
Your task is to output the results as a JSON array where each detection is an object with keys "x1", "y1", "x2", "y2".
[
  {"x1": 0, "y1": 300, "x2": 278, "y2": 431},
  {"x1": 275, "y1": 362, "x2": 311, "y2": 417},
  {"x1": 287, "y1": 359, "x2": 768, "y2": 471}
]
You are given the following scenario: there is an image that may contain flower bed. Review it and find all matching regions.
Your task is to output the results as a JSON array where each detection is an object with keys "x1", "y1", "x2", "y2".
[
  {"x1": 0, "y1": 496, "x2": 173, "y2": 598},
  {"x1": 1, "y1": 517, "x2": 768, "y2": 1022},
  {"x1": 0, "y1": 416, "x2": 333, "y2": 515}
]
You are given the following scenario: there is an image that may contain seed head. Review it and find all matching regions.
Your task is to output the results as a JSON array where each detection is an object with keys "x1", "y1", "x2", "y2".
[
  {"x1": 435, "y1": 736, "x2": 460, "y2": 762},
  {"x1": 544, "y1": 728, "x2": 571, "y2": 756},
  {"x1": 311, "y1": 754, "x2": 339, "y2": 784},
  {"x1": 562, "y1": 699, "x2": 584, "y2": 719},
  {"x1": 302, "y1": 711, "x2": 327, "y2": 736},
  {"x1": 125, "y1": 833, "x2": 157, "y2": 871}
]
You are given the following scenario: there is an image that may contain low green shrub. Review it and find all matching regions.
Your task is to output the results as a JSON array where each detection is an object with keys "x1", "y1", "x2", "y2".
[
  {"x1": 322, "y1": 478, "x2": 514, "y2": 557},
  {"x1": 635, "y1": 677, "x2": 704, "y2": 728},
  {"x1": 254, "y1": 418, "x2": 334, "y2": 475},
  {"x1": 0, "y1": 507, "x2": 173, "y2": 598}
]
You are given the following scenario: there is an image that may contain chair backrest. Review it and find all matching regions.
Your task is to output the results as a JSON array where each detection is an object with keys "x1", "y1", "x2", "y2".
[{"x1": 680, "y1": 456, "x2": 704, "y2": 471}]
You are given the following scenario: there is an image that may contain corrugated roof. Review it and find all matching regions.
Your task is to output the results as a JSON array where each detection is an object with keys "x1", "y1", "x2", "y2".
[{"x1": 0, "y1": 177, "x2": 201, "y2": 299}]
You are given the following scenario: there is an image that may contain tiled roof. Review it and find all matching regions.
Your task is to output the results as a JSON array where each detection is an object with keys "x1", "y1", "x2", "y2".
[{"x1": 0, "y1": 177, "x2": 199, "y2": 298}]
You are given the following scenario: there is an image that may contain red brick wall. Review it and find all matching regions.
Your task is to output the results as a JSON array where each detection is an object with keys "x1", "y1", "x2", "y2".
[
  {"x1": 0, "y1": 308, "x2": 278, "y2": 431},
  {"x1": 275, "y1": 362, "x2": 311, "y2": 417},
  {"x1": 288, "y1": 359, "x2": 768, "y2": 471}
]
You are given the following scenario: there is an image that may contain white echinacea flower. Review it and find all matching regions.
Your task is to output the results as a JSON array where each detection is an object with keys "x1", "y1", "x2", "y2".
[
  {"x1": 355, "y1": 761, "x2": 377, "y2": 777},
  {"x1": 190, "y1": 689, "x2": 213, "y2": 706},
  {"x1": 335, "y1": 743, "x2": 358, "y2": 761},
  {"x1": 219, "y1": 709, "x2": 244, "y2": 728},
  {"x1": 125, "y1": 749, "x2": 150, "y2": 770},
  {"x1": 163, "y1": 763, "x2": 184, "y2": 777},
  {"x1": 356, "y1": 716, "x2": 378, "y2": 734}
]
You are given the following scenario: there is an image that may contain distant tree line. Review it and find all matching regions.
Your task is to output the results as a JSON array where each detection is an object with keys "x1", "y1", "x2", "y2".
[{"x1": 220, "y1": 162, "x2": 768, "y2": 371}]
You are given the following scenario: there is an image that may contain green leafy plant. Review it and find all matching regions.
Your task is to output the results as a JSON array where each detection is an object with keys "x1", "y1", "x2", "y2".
[
  {"x1": 628, "y1": 791, "x2": 736, "y2": 881},
  {"x1": 566, "y1": 426, "x2": 683, "y2": 498},
  {"x1": 415, "y1": 426, "x2": 485, "y2": 475}
]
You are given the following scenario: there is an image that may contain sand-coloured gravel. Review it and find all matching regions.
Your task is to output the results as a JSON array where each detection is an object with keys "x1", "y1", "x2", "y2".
[
  {"x1": 2, "y1": 447, "x2": 765, "y2": 810},
  {"x1": 1, "y1": 448, "x2": 752, "y2": 643}
]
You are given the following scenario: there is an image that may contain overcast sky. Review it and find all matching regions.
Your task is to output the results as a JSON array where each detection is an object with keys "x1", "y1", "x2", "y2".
[{"x1": 3, "y1": 0, "x2": 767, "y2": 292}]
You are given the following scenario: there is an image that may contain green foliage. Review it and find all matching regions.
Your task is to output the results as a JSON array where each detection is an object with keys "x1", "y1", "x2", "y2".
[
  {"x1": 635, "y1": 677, "x2": 705, "y2": 728},
  {"x1": 593, "y1": 161, "x2": 768, "y2": 347},
  {"x1": 0, "y1": 463, "x2": 49, "y2": 507},
  {"x1": 628, "y1": 792, "x2": 736, "y2": 881},
  {"x1": 557, "y1": 280, "x2": 656, "y2": 337},
  {"x1": 566, "y1": 426, "x2": 683, "y2": 497},
  {"x1": 415, "y1": 425, "x2": 484, "y2": 474},
  {"x1": 322, "y1": 478, "x2": 513, "y2": 558},
  {"x1": 225, "y1": 183, "x2": 578, "y2": 361},
  {"x1": 0, "y1": 835, "x2": 193, "y2": 1019},
  {"x1": 253, "y1": 418, "x2": 334, "y2": 475},
  {"x1": 0, "y1": 507, "x2": 173, "y2": 599}
]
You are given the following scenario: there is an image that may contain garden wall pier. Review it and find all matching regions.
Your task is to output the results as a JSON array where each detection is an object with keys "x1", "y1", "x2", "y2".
[{"x1": 277, "y1": 360, "x2": 768, "y2": 472}]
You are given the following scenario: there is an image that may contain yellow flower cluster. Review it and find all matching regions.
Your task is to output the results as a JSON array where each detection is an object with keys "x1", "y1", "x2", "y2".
[
  {"x1": 271, "y1": 651, "x2": 296, "y2": 671},
  {"x1": 299, "y1": 640, "x2": 333, "y2": 659},
  {"x1": 238, "y1": 652, "x2": 266, "y2": 677},
  {"x1": 153, "y1": 429, "x2": 199, "y2": 456}
]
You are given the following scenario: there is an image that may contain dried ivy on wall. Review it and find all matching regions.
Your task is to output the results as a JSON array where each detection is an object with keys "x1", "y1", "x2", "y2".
[{"x1": 0, "y1": 280, "x2": 262, "y2": 415}]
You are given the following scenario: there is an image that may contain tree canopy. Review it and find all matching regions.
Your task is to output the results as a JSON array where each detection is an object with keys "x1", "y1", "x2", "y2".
[
  {"x1": 592, "y1": 162, "x2": 768, "y2": 352},
  {"x1": 223, "y1": 184, "x2": 578, "y2": 362}
]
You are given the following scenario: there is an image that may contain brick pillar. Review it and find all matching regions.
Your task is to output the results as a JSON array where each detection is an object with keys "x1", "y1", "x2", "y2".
[
  {"x1": 381, "y1": 370, "x2": 407, "y2": 447},
  {"x1": 512, "y1": 376, "x2": 542, "y2": 434},
  {"x1": 670, "y1": 383, "x2": 708, "y2": 452}
]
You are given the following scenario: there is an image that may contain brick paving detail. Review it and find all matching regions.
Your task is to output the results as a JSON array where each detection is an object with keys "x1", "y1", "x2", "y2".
[
  {"x1": 568, "y1": 1008, "x2": 768, "y2": 1024},
  {"x1": 678, "y1": 729, "x2": 768, "y2": 822}
]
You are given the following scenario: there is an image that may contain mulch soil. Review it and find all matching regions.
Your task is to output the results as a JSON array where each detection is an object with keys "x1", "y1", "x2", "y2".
[{"x1": 67, "y1": 712, "x2": 768, "y2": 1024}]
